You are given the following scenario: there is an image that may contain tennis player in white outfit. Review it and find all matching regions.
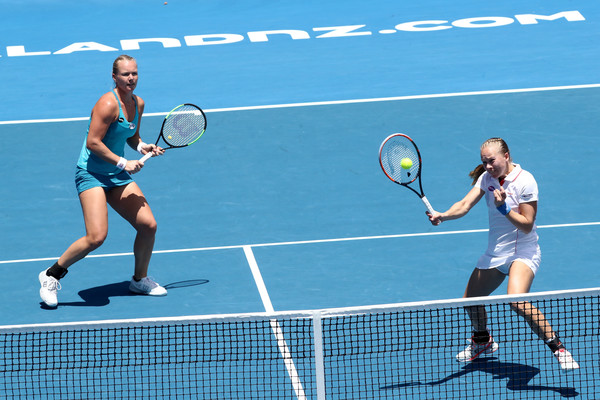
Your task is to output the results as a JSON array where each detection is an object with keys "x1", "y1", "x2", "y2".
[{"x1": 427, "y1": 138, "x2": 578, "y2": 371}]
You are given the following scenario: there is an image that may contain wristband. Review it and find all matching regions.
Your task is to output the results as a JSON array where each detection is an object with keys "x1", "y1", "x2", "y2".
[
  {"x1": 116, "y1": 157, "x2": 127, "y2": 171},
  {"x1": 496, "y1": 203, "x2": 511, "y2": 216},
  {"x1": 136, "y1": 142, "x2": 147, "y2": 155}
]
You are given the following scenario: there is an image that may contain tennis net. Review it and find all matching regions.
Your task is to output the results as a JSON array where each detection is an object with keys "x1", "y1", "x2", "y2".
[{"x1": 0, "y1": 287, "x2": 598, "y2": 399}]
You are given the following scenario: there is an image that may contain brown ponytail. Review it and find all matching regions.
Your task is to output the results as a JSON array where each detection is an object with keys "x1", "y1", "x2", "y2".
[
  {"x1": 469, "y1": 138, "x2": 511, "y2": 185},
  {"x1": 469, "y1": 164, "x2": 485, "y2": 185}
]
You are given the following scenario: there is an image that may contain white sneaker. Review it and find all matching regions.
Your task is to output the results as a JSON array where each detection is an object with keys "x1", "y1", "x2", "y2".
[
  {"x1": 456, "y1": 337, "x2": 499, "y2": 362},
  {"x1": 129, "y1": 277, "x2": 167, "y2": 296},
  {"x1": 39, "y1": 270, "x2": 61, "y2": 307},
  {"x1": 554, "y1": 348, "x2": 579, "y2": 371}
]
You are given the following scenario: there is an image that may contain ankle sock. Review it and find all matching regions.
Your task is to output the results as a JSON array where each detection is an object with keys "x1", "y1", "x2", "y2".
[
  {"x1": 545, "y1": 335, "x2": 565, "y2": 353},
  {"x1": 46, "y1": 262, "x2": 68, "y2": 280},
  {"x1": 472, "y1": 330, "x2": 491, "y2": 344}
]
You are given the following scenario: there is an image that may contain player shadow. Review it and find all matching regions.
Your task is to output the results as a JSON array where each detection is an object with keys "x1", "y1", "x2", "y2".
[
  {"x1": 382, "y1": 357, "x2": 578, "y2": 398},
  {"x1": 39, "y1": 279, "x2": 209, "y2": 309}
]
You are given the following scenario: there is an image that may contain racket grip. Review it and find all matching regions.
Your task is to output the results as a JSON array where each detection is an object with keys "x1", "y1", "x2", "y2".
[
  {"x1": 139, "y1": 152, "x2": 153, "y2": 163},
  {"x1": 421, "y1": 195, "x2": 435, "y2": 215}
]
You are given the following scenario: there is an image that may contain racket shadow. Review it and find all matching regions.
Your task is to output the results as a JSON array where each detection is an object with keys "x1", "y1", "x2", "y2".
[
  {"x1": 42, "y1": 281, "x2": 133, "y2": 308},
  {"x1": 40, "y1": 279, "x2": 209, "y2": 309},
  {"x1": 163, "y1": 279, "x2": 209, "y2": 290}
]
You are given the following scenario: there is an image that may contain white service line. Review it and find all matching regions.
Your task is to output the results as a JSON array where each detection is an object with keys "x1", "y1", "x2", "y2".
[
  {"x1": 2, "y1": 221, "x2": 599, "y2": 265},
  {"x1": 243, "y1": 245, "x2": 307, "y2": 400},
  {"x1": 243, "y1": 245, "x2": 275, "y2": 313}
]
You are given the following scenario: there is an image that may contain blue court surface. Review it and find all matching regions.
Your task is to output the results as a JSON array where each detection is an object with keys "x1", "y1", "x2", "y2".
[{"x1": 1, "y1": 1, "x2": 599, "y2": 398}]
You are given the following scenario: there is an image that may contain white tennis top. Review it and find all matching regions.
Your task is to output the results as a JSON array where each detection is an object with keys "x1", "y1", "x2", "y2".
[{"x1": 474, "y1": 164, "x2": 539, "y2": 265}]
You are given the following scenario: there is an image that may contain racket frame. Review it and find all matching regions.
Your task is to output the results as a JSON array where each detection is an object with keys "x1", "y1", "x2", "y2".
[
  {"x1": 140, "y1": 103, "x2": 206, "y2": 162},
  {"x1": 378, "y1": 133, "x2": 434, "y2": 214}
]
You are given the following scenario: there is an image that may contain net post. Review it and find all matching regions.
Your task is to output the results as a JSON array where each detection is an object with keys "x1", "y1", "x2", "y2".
[{"x1": 313, "y1": 310, "x2": 326, "y2": 400}]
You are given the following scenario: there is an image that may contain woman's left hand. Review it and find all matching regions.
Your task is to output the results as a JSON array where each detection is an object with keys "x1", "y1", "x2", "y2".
[
  {"x1": 140, "y1": 143, "x2": 165, "y2": 158},
  {"x1": 493, "y1": 186, "x2": 507, "y2": 207}
]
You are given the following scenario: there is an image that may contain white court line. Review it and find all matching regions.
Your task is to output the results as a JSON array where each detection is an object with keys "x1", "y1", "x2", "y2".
[
  {"x1": 2, "y1": 221, "x2": 599, "y2": 265},
  {"x1": 1, "y1": 83, "x2": 599, "y2": 125},
  {"x1": 243, "y1": 246, "x2": 275, "y2": 313},
  {"x1": 243, "y1": 246, "x2": 307, "y2": 400}
]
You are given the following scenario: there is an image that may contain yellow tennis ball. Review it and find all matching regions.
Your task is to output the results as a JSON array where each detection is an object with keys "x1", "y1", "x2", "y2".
[
  {"x1": 167, "y1": 135, "x2": 172, "y2": 139},
  {"x1": 400, "y1": 158, "x2": 413, "y2": 169}
]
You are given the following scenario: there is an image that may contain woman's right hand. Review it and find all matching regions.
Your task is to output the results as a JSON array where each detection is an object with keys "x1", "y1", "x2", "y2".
[
  {"x1": 426, "y1": 210, "x2": 443, "y2": 226},
  {"x1": 125, "y1": 159, "x2": 144, "y2": 174}
]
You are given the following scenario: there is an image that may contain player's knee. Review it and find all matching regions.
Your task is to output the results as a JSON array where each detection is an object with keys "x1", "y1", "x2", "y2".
[
  {"x1": 147, "y1": 220, "x2": 158, "y2": 236},
  {"x1": 138, "y1": 219, "x2": 157, "y2": 236},
  {"x1": 86, "y1": 232, "x2": 107, "y2": 249}
]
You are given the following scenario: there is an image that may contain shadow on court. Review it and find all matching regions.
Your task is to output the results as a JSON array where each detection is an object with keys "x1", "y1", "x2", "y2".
[
  {"x1": 39, "y1": 279, "x2": 209, "y2": 309},
  {"x1": 383, "y1": 358, "x2": 578, "y2": 398}
]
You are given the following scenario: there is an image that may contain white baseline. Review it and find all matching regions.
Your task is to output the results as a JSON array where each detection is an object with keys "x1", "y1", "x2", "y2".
[{"x1": 1, "y1": 83, "x2": 599, "y2": 125}]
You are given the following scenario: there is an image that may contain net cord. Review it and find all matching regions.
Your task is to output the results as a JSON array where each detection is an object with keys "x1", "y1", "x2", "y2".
[{"x1": 1, "y1": 287, "x2": 598, "y2": 333}]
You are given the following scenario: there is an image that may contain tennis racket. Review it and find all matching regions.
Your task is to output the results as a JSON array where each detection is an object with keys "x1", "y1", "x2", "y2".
[
  {"x1": 378, "y1": 133, "x2": 435, "y2": 214},
  {"x1": 140, "y1": 103, "x2": 207, "y2": 163}
]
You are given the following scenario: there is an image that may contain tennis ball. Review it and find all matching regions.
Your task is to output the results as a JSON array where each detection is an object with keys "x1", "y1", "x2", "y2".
[
  {"x1": 400, "y1": 158, "x2": 413, "y2": 169},
  {"x1": 167, "y1": 135, "x2": 172, "y2": 139}
]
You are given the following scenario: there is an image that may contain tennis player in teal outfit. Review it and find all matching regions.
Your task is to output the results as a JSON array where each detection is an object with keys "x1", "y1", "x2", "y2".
[{"x1": 39, "y1": 55, "x2": 167, "y2": 307}]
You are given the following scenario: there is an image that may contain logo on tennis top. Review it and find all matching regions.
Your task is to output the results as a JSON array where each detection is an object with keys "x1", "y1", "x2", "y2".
[
  {"x1": 488, "y1": 186, "x2": 496, "y2": 192},
  {"x1": 117, "y1": 117, "x2": 135, "y2": 129}
]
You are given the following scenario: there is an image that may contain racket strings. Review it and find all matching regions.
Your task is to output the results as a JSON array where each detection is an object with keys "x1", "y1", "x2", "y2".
[
  {"x1": 162, "y1": 105, "x2": 206, "y2": 147},
  {"x1": 380, "y1": 138, "x2": 420, "y2": 184}
]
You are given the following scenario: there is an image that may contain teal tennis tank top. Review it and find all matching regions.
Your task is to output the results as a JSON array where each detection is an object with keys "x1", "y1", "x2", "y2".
[{"x1": 77, "y1": 91, "x2": 139, "y2": 175}]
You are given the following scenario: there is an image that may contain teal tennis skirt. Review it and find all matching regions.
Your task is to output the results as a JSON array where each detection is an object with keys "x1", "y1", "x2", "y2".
[{"x1": 75, "y1": 167, "x2": 134, "y2": 194}]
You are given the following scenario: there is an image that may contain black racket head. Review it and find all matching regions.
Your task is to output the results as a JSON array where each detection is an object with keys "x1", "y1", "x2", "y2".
[
  {"x1": 378, "y1": 133, "x2": 422, "y2": 185},
  {"x1": 160, "y1": 104, "x2": 207, "y2": 148}
]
